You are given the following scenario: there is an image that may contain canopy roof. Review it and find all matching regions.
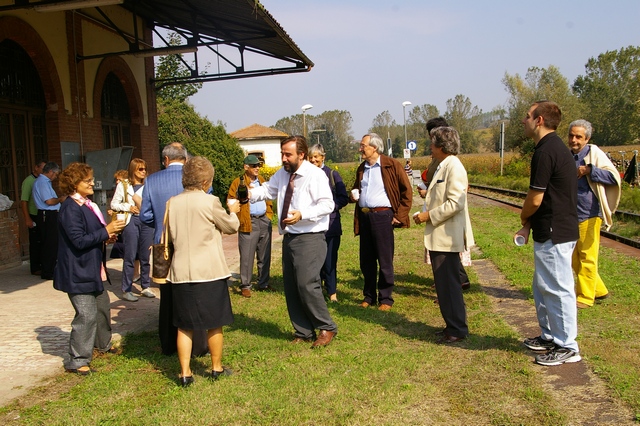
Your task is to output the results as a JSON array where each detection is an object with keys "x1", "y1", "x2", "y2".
[{"x1": 1, "y1": 0, "x2": 313, "y2": 86}]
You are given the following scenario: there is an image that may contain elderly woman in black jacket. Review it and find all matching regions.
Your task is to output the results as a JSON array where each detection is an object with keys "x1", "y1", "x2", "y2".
[{"x1": 54, "y1": 162, "x2": 125, "y2": 375}]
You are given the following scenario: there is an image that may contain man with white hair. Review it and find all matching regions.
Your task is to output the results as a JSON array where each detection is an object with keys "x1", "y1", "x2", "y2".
[
  {"x1": 567, "y1": 119, "x2": 621, "y2": 308},
  {"x1": 351, "y1": 133, "x2": 412, "y2": 311}
]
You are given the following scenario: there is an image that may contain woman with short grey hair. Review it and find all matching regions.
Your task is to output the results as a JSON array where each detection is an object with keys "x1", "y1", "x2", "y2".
[
  {"x1": 414, "y1": 126, "x2": 474, "y2": 343},
  {"x1": 166, "y1": 156, "x2": 240, "y2": 386}
]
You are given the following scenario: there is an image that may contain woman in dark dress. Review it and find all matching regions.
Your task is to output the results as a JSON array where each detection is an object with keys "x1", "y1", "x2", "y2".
[{"x1": 54, "y1": 162, "x2": 125, "y2": 375}]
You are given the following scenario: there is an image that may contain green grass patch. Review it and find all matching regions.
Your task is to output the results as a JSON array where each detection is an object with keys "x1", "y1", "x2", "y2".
[{"x1": 4, "y1": 203, "x2": 639, "y2": 424}]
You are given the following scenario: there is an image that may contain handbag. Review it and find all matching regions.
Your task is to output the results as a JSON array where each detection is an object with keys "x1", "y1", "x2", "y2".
[{"x1": 151, "y1": 200, "x2": 174, "y2": 284}]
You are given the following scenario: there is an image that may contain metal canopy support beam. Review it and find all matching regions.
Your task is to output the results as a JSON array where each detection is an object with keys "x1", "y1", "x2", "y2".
[{"x1": 3, "y1": 0, "x2": 313, "y2": 84}]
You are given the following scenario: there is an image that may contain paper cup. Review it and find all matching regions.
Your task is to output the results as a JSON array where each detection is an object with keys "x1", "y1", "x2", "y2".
[
  {"x1": 228, "y1": 199, "x2": 238, "y2": 206},
  {"x1": 514, "y1": 234, "x2": 526, "y2": 246},
  {"x1": 116, "y1": 213, "x2": 126, "y2": 221},
  {"x1": 351, "y1": 189, "x2": 360, "y2": 201}
]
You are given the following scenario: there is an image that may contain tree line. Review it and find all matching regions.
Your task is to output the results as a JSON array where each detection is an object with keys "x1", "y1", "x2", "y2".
[
  {"x1": 154, "y1": 36, "x2": 640, "y2": 185},
  {"x1": 272, "y1": 45, "x2": 640, "y2": 161}
]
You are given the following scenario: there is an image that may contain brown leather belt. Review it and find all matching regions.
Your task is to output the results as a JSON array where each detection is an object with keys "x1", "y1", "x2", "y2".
[{"x1": 361, "y1": 207, "x2": 392, "y2": 214}]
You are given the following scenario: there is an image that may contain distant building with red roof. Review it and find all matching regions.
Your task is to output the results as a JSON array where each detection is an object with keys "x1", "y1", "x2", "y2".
[{"x1": 230, "y1": 124, "x2": 289, "y2": 167}]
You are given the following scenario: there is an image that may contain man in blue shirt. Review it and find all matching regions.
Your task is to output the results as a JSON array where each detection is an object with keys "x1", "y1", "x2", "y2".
[
  {"x1": 32, "y1": 162, "x2": 64, "y2": 280},
  {"x1": 567, "y1": 119, "x2": 621, "y2": 308}
]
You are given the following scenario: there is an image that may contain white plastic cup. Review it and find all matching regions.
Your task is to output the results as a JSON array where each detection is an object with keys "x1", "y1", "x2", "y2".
[
  {"x1": 514, "y1": 234, "x2": 526, "y2": 246},
  {"x1": 351, "y1": 189, "x2": 360, "y2": 201},
  {"x1": 227, "y1": 199, "x2": 238, "y2": 206},
  {"x1": 413, "y1": 211, "x2": 420, "y2": 217},
  {"x1": 116, "y1": 213, "x2": 126, "y2": 221}
]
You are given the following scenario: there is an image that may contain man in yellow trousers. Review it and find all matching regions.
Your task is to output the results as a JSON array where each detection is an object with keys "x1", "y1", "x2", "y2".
[{"x1": 567, "y1": 119, "x2": 621, "y2": 308}]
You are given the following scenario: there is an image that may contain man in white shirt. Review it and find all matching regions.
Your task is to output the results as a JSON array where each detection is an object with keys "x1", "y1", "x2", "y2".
[{"x1": 250, "y1": 136, "x2": 338, "y2": 348}]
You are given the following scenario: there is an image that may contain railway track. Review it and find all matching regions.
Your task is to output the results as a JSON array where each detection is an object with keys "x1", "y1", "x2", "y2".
[{"x1": 468, "y1": 183, "x2": 640, "y2": 249}]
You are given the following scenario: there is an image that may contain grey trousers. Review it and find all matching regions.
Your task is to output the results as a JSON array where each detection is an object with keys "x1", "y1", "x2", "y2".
[
  {"x1": 282, "y1": 232, "x2": 337, "y2": 339},
  {"x1": 66, "y1": 290, "x2": 112, "y2": 369},
  {"x1": 238, "y1": 215, "x2": 272, "y2": 289}
]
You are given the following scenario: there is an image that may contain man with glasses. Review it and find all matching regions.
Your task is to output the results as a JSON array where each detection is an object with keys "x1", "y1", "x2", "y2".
[
  {"x1": 32, "y1": 162, "x2": 66, "y2": 280},
  {"x1": 227, "y1": 155, "x2": 274, "y2": 298},
  {"x1": 351, "y1": 133, "x2": 412, "y2": 311}
]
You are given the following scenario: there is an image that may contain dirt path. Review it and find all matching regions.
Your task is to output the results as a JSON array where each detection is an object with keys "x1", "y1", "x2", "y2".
[{"x1": 468, "y1": 194, "x2": 636, "y2": 425}]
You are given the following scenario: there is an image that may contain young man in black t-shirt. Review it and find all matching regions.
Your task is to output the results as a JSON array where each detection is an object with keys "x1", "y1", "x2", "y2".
[{"x1": 518, "y1": 101, "x2": 580, "y2": 366}]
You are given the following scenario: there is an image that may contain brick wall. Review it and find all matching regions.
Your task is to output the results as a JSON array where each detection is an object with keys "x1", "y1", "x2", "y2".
[{"x1": 0, "y1": 208, "x2": 23, "y2": 271}]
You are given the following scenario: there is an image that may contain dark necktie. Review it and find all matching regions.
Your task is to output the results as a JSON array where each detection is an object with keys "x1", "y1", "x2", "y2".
[{"x1": 280, "y1": 173, "x2": 296, "y2": 228}]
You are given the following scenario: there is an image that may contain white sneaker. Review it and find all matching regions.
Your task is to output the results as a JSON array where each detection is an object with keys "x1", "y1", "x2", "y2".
[
  {"x1": 141, "y1": 288, "x2": 156, "y2": 298},
  {"x1": 122, "y1": 292, "x2": 139, "y2": 302}
]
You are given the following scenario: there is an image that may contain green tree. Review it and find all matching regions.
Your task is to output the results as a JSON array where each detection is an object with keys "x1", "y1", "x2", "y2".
[
  {"x1": 573, "y1": 46, "x2": 640, "y2": 146},
  {"x1": 157, "y1": 101, "x2": 244, "y2": 200},
  {"x1": 408, "y1": 104, "x2": 440, "y2": 155},
  {"x1": 274, "y1": 110, "x2": 355, "y2": 162},
  {"x1": 369, "y1": 110, "x2": 403, "y2": 157},
  {"x1": 273, "y1": 115, "x2": 303, "y2": 136},
  {"x1": 155, "y1": 33, "x2": 202, "y2": 103},
  {"x1": 502, "y1": 65, "x2": 584, "y2": 154},
  {"x1": 311, "y1": 110, "x2": 354, "y2": 163},
  {"x1": 444, "y1": 95, "x2": 483, "y2": 153}
]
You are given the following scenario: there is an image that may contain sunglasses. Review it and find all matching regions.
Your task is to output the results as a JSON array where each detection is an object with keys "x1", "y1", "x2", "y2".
[
  {"x1": 137, "y1": 168, "x2": 146, "y2": 171},
  {"x1": 249, "y1": 164, "x2": 261, "y2": 168}
]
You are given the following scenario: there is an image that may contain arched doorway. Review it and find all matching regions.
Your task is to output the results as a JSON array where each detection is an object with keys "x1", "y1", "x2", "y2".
[
  {"x1": 0, "y1": 39, "x2": 48, "y2": 259},
  {"x1": 0, "y1": 39, "x2": 47, "y2": 205},
  {"x1": 101, "y1": 72, "x2": 131, "y2": 149}
]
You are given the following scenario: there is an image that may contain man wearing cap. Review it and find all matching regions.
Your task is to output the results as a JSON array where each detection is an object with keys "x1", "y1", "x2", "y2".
[{"x1": 228, "y1": 155, "x2": 274, "y2": 298}]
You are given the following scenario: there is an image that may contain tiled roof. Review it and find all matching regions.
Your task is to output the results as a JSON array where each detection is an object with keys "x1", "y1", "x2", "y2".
[{"x1": 230, "y1": 124, "x2": 289, "y2": 140}]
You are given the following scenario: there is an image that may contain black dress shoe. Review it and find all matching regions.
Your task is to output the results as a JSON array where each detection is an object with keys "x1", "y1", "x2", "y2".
[
  {"x1": 211, "y1": 367, "x2": 233, "y2": 380},
  {"x1": 257, "y1": 285, "x2": 275, "y2": 292},
  {"x1": 179, "y1": 375, "x2": 194, "y2": 387},
  {"x1": 461, "y1": 282, "x2": 471, "y2": 290},
  {"x1": 437, "y1": 334, "x2": 465, "y2": 344}
]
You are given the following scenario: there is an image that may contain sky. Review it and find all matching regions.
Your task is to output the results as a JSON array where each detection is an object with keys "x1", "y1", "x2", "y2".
[{"x1": 187, "y1": 0, "x2": 640, "y2": 137}]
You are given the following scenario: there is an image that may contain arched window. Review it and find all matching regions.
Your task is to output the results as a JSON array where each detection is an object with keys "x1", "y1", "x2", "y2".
[
  {"x1": 0, "y1": 39, "x2": 47, "y2": 203},
  {"x1": 101, "y1": 72, "x2": 131, "y2": 149}
]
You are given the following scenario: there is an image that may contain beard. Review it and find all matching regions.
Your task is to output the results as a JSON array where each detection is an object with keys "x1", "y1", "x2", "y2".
[{"x1": 283, "y1": 158, "x2": 300, "y2": 173}]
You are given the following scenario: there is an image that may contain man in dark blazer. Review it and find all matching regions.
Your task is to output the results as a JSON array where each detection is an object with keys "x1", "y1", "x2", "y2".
[{"x1": 140, "y1": 142, "x2": 207, "y2": 356}]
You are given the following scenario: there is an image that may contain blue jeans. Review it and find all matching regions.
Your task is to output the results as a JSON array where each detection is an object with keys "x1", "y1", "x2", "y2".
[
  {"x1": 533, "y1": 239, "x2": 579, "y2": 352},
  {"x1": 122, "y1": 215, "x2": 153, "y2": 292}
]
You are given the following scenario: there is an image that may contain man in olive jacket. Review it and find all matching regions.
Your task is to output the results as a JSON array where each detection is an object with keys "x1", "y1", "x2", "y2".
[
  {"x1": 351, "y1": 133, "x2": 412, "y2": 310},
  {"x1": 227, "y1": 155, "x2": 274, "y2": 298}
]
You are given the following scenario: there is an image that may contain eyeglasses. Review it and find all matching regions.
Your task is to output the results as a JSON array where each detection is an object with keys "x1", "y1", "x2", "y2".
[{"x1": 82, "y1": 178, "x2": 95, "y2": 185}]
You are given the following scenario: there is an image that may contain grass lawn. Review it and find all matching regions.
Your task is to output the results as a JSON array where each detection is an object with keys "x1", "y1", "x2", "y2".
[{"x1": 1, "y1": 201, "x2": 639, "y2": 425}]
